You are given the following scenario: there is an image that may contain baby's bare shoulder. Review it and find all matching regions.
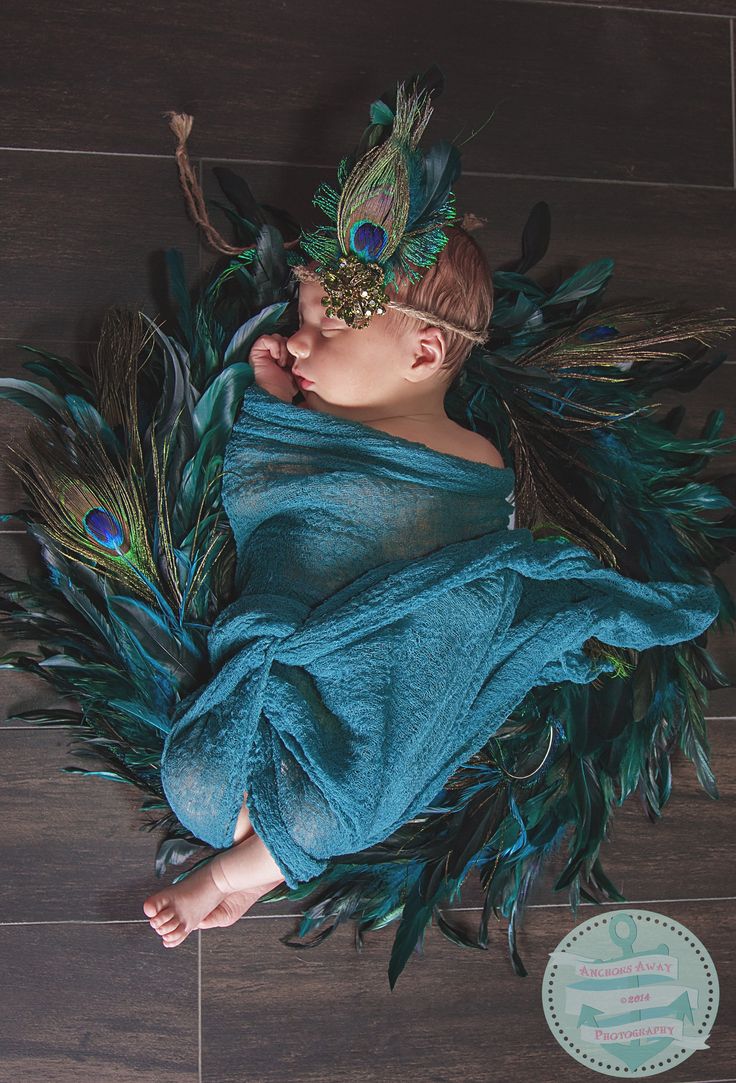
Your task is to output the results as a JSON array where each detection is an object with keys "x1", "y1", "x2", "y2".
[
  {"x1": 295, "y1": 401, "x2": 505, "y2": 468},
  {"x1": 442, "y1": 423, "x2": 505, "y2": 469},
  {"x1": 374, "y1": 417, "x2": 505, "y2": 469}
]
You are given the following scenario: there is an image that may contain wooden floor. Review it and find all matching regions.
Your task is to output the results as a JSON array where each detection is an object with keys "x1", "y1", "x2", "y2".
[{"x1": 1, "y1": 1, "x2": 735, "y2": 1080}]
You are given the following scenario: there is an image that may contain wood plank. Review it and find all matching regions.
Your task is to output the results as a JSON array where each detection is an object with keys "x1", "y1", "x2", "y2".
[
  {"x1": 0, "y1": 151, "x2": 200, "y2": 343},
  {"x1": 199, "y1": 898, "x2": 735, "y2": 1081},
  {"x1": 2, "y1": 717, "x2": 731, "y2": 927},
  {"x1": 0, "y1": 3, "x2": 731, "y2": 186},
  {"x1": 706, "y1": 685, "x2": 736, "y2": 715},
  {"x1": 0, "y1": 728, "x2": 165, "y2": 923},
  {"x1": 0, "y1": 726, "x2": 299, "y2": 922},
  {"x1": 0, "y1": 921, "x2": 198, "y2": 1081},
  {"x1": 532, "y1": 0, "x2": 735, "y2": 17}
]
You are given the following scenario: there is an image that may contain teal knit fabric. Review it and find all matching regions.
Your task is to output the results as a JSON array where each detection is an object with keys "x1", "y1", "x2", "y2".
[{"x1": 159, "y1": 385, "x2": 720, "y2": 888}]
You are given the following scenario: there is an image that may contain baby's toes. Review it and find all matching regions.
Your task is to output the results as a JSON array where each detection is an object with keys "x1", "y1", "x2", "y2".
[
  {"x1": 163, "y1": 925, "x2": 188, "y2": 947},
  {"x1": 149, "y1": 906, "x2": 175, "y2": 929},
  {"x1": 154, "y1": 912, "x2": 181, "y2": 935},
  {"x1": 143, "y1": 892, "x2": 170, "y2": 918}
]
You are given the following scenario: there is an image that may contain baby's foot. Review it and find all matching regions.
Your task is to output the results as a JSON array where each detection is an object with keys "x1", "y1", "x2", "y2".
[
  {"x1": 143, "y1": 860, "x2": 228, "y2": 948},
  {"x1": 196, "y1": 877, "x2": 285, "y2": 930}
]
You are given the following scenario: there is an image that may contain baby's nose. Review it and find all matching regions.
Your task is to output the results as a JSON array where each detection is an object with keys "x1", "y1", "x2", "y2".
[{"x1": 286, "y1": 331, "x2": 308, "y2": 358}]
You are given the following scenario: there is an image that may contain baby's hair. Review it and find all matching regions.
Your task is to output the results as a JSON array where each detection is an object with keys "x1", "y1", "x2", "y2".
[
  {"x1": 385, "y1": 224, "x2": 494, "y2": 383},
  {"x1": 300, "y1": 223, "x2": 494, "y2": 384}
]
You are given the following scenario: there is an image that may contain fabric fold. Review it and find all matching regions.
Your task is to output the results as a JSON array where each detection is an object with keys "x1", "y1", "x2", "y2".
[{"x1": 160, "y1": 385, "x2": 720, "y2": 888}]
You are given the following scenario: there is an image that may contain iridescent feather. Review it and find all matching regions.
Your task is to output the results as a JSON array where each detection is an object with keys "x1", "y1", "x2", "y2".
[{"x1": 298, "y1": 72, "x2": 460, "y2": 294}]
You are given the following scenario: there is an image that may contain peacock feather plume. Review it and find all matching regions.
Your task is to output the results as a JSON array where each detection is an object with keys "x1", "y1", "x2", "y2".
[
  {"x1": 293, "y1": 67, "x2": 461, "y2": 324},
  {"x1": 3, "y1": 384, "x2": 162, "y2": 604}
]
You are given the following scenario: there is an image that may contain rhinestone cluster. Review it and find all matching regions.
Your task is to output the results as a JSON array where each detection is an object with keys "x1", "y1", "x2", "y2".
[{"x1": 320, "y1": 253, "x2": 388, "y2": 329}]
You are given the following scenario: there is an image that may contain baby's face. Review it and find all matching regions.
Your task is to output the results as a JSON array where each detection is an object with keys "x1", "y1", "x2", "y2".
[{"x1": 286, "y1": 279, "x2": 438, "y2": 409}]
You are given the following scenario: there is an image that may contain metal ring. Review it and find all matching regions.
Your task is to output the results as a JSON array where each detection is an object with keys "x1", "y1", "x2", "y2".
[{"x1": 491, "y1": 720, "x2": 557, "y2": 780}]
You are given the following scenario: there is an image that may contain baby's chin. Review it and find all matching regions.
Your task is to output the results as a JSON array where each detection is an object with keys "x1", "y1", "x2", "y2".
[
  {"x1": 296, "y1": 387, "x2": 359, "y2": 414},
  {"x1": 294, "y1": 386, "x2": 324, "y2": 409}
]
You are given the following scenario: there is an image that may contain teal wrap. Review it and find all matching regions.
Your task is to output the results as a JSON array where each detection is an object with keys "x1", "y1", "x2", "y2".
[{"x1": 159, "y1": 385, "x2": 720, "y2": 888}]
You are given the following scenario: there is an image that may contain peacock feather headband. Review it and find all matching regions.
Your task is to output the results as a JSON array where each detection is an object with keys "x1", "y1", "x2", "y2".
[{"x1": 165, "y1": 71, "x2": 490, "y2": 345}]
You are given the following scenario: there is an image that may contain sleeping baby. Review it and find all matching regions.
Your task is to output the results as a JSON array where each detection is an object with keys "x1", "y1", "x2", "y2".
[{"x1": 143, "y1": 230, "x2": 716, "y2": 948}]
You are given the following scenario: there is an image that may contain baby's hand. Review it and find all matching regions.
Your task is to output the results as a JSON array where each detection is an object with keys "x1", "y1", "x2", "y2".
[{"x1": 249, "y1": 334, "x2": 298, "y2": 402}]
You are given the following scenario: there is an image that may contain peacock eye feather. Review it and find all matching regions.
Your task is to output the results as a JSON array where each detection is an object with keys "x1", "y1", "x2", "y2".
[
  {"x1": 578, "y1": 324, "x2": 620, "y2": 342},
  {"x1": 349, "y1": 220, "x2": 389, "y2": 262},
  {"x1": 4, "y1": 414, "x2": 160, "y2": 599},
  {"x1": 83, "y1": 507, "x2": 127, "y2": 552}
]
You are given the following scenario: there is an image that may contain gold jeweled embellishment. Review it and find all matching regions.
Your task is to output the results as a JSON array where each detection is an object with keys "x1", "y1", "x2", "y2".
[{"x1": 319, "y1": 253, "x2": 388, "y2": 329}]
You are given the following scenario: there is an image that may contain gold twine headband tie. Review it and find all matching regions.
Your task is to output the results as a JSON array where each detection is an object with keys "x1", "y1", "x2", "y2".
[{"x1": 290, "y1": 263, "x2": 489, "y2": 344}]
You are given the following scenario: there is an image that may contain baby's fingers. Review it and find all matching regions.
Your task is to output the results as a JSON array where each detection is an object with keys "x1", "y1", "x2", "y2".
[
  {"x1": 267, "y1": 337, "x2": 289, "y2": 369},
  {"x1": 256, "y1": 334, "x2": 279, "y2": 350}
]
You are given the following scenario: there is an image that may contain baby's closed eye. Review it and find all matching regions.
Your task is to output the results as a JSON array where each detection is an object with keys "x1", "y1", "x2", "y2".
[{"x1": 296, "y1": 308, "x2": 347, "y2": 334}]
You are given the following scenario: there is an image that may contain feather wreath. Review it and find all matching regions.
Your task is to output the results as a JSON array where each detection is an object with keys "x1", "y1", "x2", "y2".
[{"x1": 1, "y1": 189, "x2": 735, "y2": 989}]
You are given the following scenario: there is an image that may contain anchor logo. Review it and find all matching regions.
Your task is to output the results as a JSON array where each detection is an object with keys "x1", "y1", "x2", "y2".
[{"x1": 543, "y1": 910, "x2": 718, "y2": 1077}]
